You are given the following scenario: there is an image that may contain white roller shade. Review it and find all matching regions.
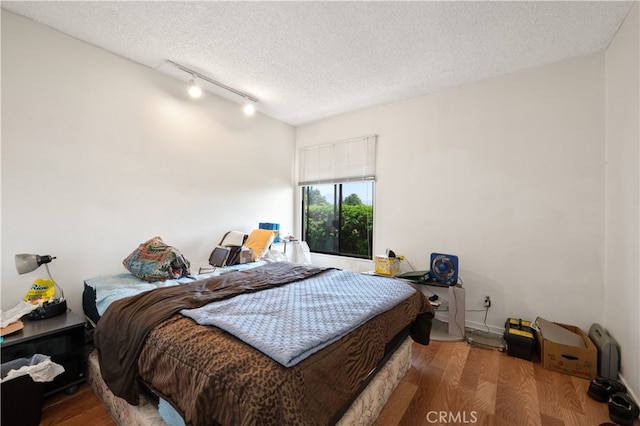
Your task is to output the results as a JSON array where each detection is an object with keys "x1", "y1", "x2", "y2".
[{"x1": 298, "y1": 135, "x2": 377, "y2": 186}]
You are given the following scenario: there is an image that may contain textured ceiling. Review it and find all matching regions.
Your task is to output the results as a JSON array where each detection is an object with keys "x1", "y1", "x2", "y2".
[{"x1": 2, "y1": 1, "x2": 635, "y2": 125}]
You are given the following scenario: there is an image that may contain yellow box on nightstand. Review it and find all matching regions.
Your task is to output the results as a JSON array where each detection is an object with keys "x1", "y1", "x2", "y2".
[{"x1": 374, "y1": 255, "x2": 400, "y2": 276}]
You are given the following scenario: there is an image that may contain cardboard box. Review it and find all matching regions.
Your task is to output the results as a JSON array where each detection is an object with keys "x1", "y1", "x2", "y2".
[
  {"x1": 535, "y1": 318, "x2": 597, "y2": 380},
  {"x1": 374, "y1": 256, "x2": 400, "y2": 276}
]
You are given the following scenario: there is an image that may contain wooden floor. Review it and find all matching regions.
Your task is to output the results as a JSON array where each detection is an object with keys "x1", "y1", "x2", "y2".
[
  {"x1": 41, "y1": 340, "x2": 638, "y2": 426},
  {"x1": 374, "y1": 340, "x2": 639, "y2": 426},
  {"x1": 41, "y1": 383, "x2": 115, "y2": 426}
]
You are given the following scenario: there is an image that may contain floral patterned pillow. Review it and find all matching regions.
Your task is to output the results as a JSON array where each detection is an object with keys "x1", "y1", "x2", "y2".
[{"x1": 123, "y1": 236, "x2": 190, "y2": 282}]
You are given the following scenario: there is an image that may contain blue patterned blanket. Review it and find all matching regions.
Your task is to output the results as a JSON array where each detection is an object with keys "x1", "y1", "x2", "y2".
[{"x1": 180, "y1": 269, "x2": 416, "y2": 367}]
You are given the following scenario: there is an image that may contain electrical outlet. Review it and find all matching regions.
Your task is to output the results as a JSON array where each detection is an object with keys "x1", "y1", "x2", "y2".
[{"x1": 483, "y1": 295, "x2": 491, "y2": 308}]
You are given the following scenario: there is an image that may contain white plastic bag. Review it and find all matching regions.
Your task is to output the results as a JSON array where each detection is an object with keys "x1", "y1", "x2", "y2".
[
  {"x1": 265, "y1": 249, "x2": 287, "y2": 262},
  {"x1": 0, "y1": 354, "x2": 65, "y2": 383},
  {"x1": 291, "y1": 241, "x2": 312, "y2": 265}
]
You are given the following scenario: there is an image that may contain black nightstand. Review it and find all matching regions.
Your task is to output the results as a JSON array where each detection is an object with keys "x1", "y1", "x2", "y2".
[{"x1": 1, "y1": 310, "x2": 86, "y2": 396}]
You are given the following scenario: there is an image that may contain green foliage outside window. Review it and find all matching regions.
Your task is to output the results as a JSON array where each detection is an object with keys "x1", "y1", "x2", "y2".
[{"x1": 303, "y1": 186, "x2": 373, "y2": 258}]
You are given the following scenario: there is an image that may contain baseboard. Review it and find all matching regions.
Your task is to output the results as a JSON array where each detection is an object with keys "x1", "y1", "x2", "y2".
[{"x1": 465, "y1": 319, "x2": 504, "y2": 336}]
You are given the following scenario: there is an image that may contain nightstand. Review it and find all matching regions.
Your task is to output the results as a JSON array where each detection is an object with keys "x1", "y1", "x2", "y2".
[
  {"x1": 423, "y1": 284, "x2": 466, "y2": 342},
  {"x1": 1, "y1": 310, "x2": 86, "y2": 396}
]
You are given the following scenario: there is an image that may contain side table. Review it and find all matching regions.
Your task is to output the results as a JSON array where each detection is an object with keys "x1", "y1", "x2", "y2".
[
  {"x1": 1, "y1": 310, "x2": 86, "y2": 396},
  {"x1": 425, "y1": 284, "x2": 466, "y2": 342}
]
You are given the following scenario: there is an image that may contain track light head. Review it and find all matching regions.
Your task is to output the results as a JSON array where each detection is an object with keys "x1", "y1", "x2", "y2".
[
  {"x1": 188, "y1": 78, "x2": 202, "y2": 98},
  {"x1": 243, "y1": 99, "x2": 255, "y2": 116}
]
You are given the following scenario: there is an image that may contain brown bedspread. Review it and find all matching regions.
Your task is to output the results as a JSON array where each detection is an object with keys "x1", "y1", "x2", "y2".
[{"x1": 95, "y1": 262, "x2": 434, "y2": 425}]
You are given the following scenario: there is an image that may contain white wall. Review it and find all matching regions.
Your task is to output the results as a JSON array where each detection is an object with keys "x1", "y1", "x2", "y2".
[
  {"x1": 604, "y1": 2, "x2": 639, "y2": 403},
  {"x1": 297, "y1": 53, "x2": 606, "y2": 336},
  {"x1": 1, "y1": 11, "x2": 296, "y2": 314}
]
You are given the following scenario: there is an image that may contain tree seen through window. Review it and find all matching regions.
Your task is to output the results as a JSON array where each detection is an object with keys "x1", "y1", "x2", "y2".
[{"x1": 302, "y1": 182, "x2": 373, "y2": 259}]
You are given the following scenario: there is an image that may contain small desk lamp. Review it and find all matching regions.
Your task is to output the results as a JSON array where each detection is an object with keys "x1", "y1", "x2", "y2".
[{"x1": 15, "y1": 253, "x2": 67, "y2": 320}]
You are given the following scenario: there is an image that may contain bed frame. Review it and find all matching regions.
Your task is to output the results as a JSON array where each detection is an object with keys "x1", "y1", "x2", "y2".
[{"x1": 87, "y1": 337, "x2": 413, "y2": 425}]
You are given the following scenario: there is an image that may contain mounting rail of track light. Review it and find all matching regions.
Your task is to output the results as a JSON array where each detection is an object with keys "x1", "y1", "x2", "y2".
[{"x1": 166, "y1": 59, "x2": 258, "y2": 104}]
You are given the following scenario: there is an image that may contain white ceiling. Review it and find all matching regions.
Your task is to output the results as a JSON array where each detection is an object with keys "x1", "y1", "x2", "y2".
[{"x1": 2, "y1": 1, "x2": 635, "y2": 126}]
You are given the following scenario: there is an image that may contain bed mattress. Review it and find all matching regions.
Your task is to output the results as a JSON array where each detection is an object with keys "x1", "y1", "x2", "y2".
[{"x1": 88, "y1": 262, "x2": 433, "y2": 425}]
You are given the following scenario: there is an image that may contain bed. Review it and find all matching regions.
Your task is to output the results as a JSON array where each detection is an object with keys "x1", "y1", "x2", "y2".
[{"x1": 84, "y1": 261, "x2": 434, "y2": 425}]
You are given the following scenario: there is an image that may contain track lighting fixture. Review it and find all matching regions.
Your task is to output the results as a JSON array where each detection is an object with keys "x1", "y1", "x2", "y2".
[
  {"x1": 188, "y1": 76, "x2": 202, "y2": 98},
  {"x1": 166, "y1": 60, "x2": 258, "y2": 115}
]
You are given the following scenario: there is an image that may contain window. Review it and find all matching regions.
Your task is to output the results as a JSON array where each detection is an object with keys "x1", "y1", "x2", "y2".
[
  {"x1": 299, "y1": 135, "x2": 376, "y2": 259},
  {"x1": 302, "y1": 182, "x2": 374, "y2": 258}
]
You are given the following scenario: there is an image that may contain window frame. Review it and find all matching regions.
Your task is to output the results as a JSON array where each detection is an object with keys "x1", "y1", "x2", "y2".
[{"x1": 301, "y1": 181, "x2": 374, "y2": 259}]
